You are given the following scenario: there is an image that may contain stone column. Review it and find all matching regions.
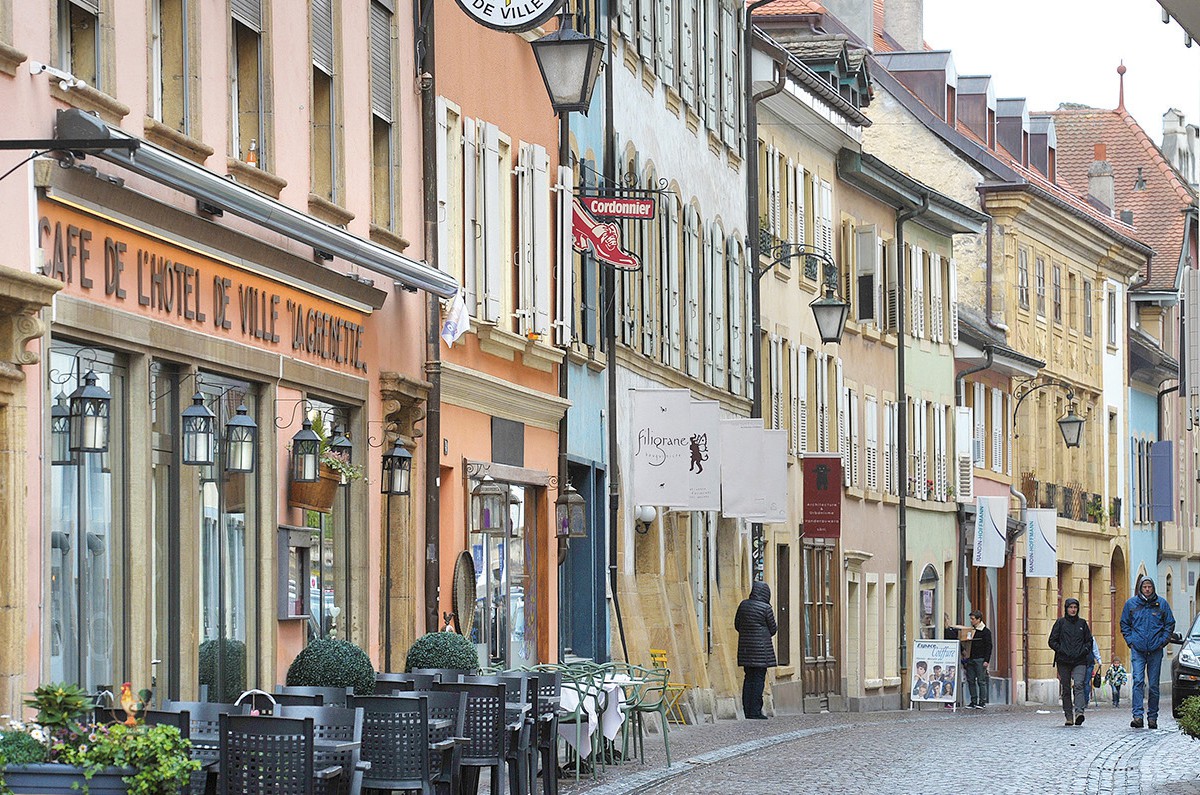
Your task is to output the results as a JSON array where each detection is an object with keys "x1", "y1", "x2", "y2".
[{"x1": 0, "y1": 268, "x2": 62, "y2": 717}]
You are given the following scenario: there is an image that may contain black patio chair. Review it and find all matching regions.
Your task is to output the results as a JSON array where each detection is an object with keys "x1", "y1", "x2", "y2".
[
  {"x1": 378, "y1": 671, "x2": 438, "y2": 691},
  {"x1": 276, "y1": 685, "x2": 354, "y2": 708},
  {"x1": 375, "y1": 679, "x2": 416, "y2": 695},
  {"x1": 532, "y1": 671, "x2": 561, "y2": 795},
  {"x1": 162, "y1": 699, "x2": 244, "y2": 795},
  {"x1": 218, "y1": 714, "x2": 344, "y2": 795},
  {"x1": 412, "y1": 667, "x2": 476, "y2": 681},
  {"x1": 415, "y1": 690, "x2": 468, "y2": 795},
  {"x1": 434, "y1": 682, "x2": 507, "y2": 795},
  {"x1": 277, "y1": 705, "x2": 365, "y2": 795},
  {"x1": 497, "y1": 674, "x2": 540, "y2": 795},
  {"x1": 348, "y1": 694, "x2": 437, "y2": 794}
]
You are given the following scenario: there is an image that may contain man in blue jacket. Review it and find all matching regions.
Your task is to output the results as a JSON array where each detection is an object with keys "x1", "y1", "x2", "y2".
[{"x1": 1120, "y1": 577, "x2": 1175, "y2": 729}]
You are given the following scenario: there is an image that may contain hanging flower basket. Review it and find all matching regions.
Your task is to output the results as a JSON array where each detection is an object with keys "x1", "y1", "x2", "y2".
[{"x1": 288, "y1": 464, "x2": 341, "y2": 513}]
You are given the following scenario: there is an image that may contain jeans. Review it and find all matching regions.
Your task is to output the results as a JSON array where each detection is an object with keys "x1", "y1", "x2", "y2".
[
  {"x1": 1058, "y1": 663, "x2": 1087, "y2": 721},
  {"x1": 963, "y1": 658, "x2": 988, "y2": 705},
  {"x1": 1130, "y1": 648, "x2": 1164, "y2": 720},
  {"x1": 742, "y1": 666, "x2": 767, "y2": 718},
  {"x1": 1084, "y1": 665, "x2": 1095, "y2": 707}
]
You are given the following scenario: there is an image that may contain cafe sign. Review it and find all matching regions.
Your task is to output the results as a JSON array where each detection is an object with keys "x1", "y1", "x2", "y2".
[
  {"x1": 454, "y1": 0, "x2": 564, "y2": 31},
  {"x1": 38, "y1": 198, "x2": 370, "y2": 373}
]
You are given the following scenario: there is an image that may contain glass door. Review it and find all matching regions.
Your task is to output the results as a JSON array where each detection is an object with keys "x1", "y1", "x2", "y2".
[{"x1": 469, "y1": 481, "x2": 539, "y2": 669}]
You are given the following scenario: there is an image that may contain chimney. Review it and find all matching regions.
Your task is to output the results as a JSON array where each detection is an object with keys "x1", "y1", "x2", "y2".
[
  {"x1": 884, "y1": 0, "x2": 924, "y2": 52},
  {"x1": 1088, "y1": 143, "x2": 1115, "y2": 216},
  {"x1": 822, "y1": 0, "x2": 874, "y2": 50}
]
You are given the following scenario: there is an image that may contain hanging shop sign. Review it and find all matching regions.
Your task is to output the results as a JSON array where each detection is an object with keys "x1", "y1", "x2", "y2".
[
  {"x1": 38, "y1": 198, "x2": 370, "y2": 373},
  {"x1": 630, "y1": 388, "x2": 694, "y2": 508},
  {"x1": 1026, "y1": 508, "x2": 1058, "y2": 578},
  {"x1": 572, "y1": 198, "x2": 640, "y2": 271},
  {"x1": 579, "y1": 195, "x2": 656, "y2": 220},
  {"x1": 973, "y1": 495, "x2": 1008, "y2": 568},
  {"x1": 801, "y1": 454, "x2": 842, "y2": 538},
  {"x1": 454, "y1": 0, "x2": 564, "y2": 32}
]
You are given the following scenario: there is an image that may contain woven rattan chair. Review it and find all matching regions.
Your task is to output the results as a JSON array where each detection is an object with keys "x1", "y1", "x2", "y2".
[
  {"x1": 348, "y1": 694, "x2": 434, "y2": 794},
  {"x1": 276, "y1": 705, "x2": 364, "y2": 795},
  {"x1": 433, "y1": 682, "x2": 507, "y2": 795}
]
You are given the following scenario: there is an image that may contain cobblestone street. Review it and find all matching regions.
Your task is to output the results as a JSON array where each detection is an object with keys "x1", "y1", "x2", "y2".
[{"x1": 559, "y1": 702, "x2": 1200, "y2": 795}]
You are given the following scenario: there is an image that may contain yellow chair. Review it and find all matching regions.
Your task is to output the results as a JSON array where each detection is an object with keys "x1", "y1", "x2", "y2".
[{"x1": 648, "y1": 649, "x2": 691, "y2": 724}]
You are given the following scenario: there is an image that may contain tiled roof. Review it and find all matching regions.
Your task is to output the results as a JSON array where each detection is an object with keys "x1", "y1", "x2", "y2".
[
  {"x1": 775, "y1": 33, "x2": 849, "y2": 60},
  {"x1": 1048, "y1": 105, "x2": 1197, "y2": 290},
  {"x1": 873, "y1": 0, "x2": 891, "y2": 52},
  {"x1": 750, "y1": 0, "x2": 825, "y2": 16}
]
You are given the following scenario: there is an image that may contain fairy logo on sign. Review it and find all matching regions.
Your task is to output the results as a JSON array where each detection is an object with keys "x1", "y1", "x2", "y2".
[{"x1": 454, "y1": 0, "x2": 564, "y2": 31}]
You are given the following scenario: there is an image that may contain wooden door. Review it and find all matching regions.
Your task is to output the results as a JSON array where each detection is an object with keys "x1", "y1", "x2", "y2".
[
  {"x1": 777, "y1": 544, "x2": 791, "y2": 667},
  {"x1": 801, "y1": 541, "x2": 838, "y2": 708}
]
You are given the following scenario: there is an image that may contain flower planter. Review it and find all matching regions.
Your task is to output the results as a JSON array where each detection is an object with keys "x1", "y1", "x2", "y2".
[
  {"x1": 3, "y1": 763, "x2": 134, "y2": 794},
  {"x1": 287, "y1": 464, "x2": 340, "y2": 513}
]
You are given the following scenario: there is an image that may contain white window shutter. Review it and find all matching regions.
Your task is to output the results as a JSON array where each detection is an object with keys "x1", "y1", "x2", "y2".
[
  {"x1": 854, "y1": 225, "x2": 877, "y2": 324},
  {"x1": 728, "y1": 237, "x2": 744, "y2": 392},
  {"x1": 953, "y1": 406, "x2": 971, "y2": 498},
  {"x1": 991, "y1": 387, "x2": 1003, "y2": 473},
  {"x1": 1006, "y1": 392, "x2": 1012, "y2": 476},
  {"x1": 873, "y1": 231, "x2": 883, "y2": 327},
  {"x1": 659, "y1": 0, "x2": 675, "y2": 84},
  {"x1": 618, "y1": 0, "x2": 634, "y2": 37},
  {"x1": 790, "y1": 345, "x2": 800, "y2": 454},
  {"x1": 662, "y1": 200, "x2": 680, "y2": 367},
  {"x1": 516, "y1": 144, "x2": 534, "y2": 335},
  {"x1": 850, "y1": 390, "x2": 860, "y2": 488},
  {"x1": 770, "y1": 335, "x2": 782, "y2": 429},
  {"x1": 820, "y1": 180, "x2": 834, "y2": 257},
  {"x1": 949, "y1": 257, "x2": 959, "y2": 344},
  {"x1": 685, "y1": 207, "x2": 701, "y2": 376},
  {"x1": 641, "y1": 202, "x2": 656, "y2": 356},
  {"x1": 919, "y1": 400, "x2": 929, "y2": 498},
  {"x1": 710, "y1": 225, "x2": 727, "y2": 387},
  {"x1": 531, "y1": 145, "x2": 551, "y2": 337},
  {"x1": 797, "y1": 346, "x2": 809, "y2": 453},
  {"x1": 720, "y1": 4, "x2": 735, "y2": 143},
  {"x1": 638, "y1": 0, "x2": 653, "y2": 59},
  {"x1": 435, "y1": 97, "x2": 449, "y2": 273},
  {"x1": 973, "y1": 382, "x2": 986, "y2": 466},
  {"x1": 680, "y1": 0, "x2": 695, "y2": 104},
  {"x1": 929, "y1": 255, "x2": 942, "y2": 342},
  {"x1": 554, "y1": 164, "x2": 574, "y2": 347},
  {"x1": 911, "y1": 246, "x2": 924, "y2": 339},
  {"x1": 705, "y1": 0, "x2": 718, "y2": 130},
  {"x1": 815, "y1": 351, "x2": 827, "y2": 452},
  {"x1": 938, "y1": 405, "x2": 948, "y2": 501},
  {"x1": 837, "y1": 358, "x2": 847, "y2": 483},
  {"x1": 481, "y1": 122, "x2": 502, "y2": 323},
  {"x1": 795, "y1": 164, "x2": 807, "y2": 247},
  {"x1": 462, "y1": 118, "x2": 479, "y2": 315},
  {"x1": 702, "y1": 221, "x2": 715, "y2": 383},
  {"x1": 866, "y1": 397, "x2": 879, "y2": 492},
  {"x1": 886, "y1": 239, "x2": 898, "y2": 331}
]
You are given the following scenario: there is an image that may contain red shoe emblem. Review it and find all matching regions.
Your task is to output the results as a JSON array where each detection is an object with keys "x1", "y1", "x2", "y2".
[{"x1": 573, "y1": 198, "x2": 641, "y2": 271}]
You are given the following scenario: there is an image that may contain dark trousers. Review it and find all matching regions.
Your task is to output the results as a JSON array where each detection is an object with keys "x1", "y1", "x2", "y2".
[
  {"x1": 1058, "y1": 663, "x2": 1087, "y2": 721},
  {"x1": 742, "y1": 666, "x2": 766, "y2": 718},
  {"x1": 963, "y1": 658, "x2": 988, "y2": 705}
]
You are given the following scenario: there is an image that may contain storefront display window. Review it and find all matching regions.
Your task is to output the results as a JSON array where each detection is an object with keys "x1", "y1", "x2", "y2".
[
  {"x1": 303, "y1": 400, "x2": 352, "y2": 642},
  {"x1": 469, "y1": 482, "x2": 539, "y2": 669},
  {"x1": 48, "y1": 343, "x2": 125, "y2": 692},
  {"x1": 919, "y1": 564, "x2": 940, "y2": 640}
]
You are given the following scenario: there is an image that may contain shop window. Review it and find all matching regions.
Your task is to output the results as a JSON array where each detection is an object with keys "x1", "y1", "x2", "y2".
[
  {"x1": 58, "y1": 0, "x2": 100, "y2": 89},
  {"x1": 918, "y1": 564, "x2": 939, "y2": 640},
  {"x1": 151, "y1": 363, "x2": 180, "y2": 700},
  {"x1": 196, "y1": 373, "x2": 258, "y2": 702},
  {"x1": 310, "y1": 0, "x2": 338, "y2": 202},
  {"x1": 468, "y1": 481, "x2": 540, "y2": 669},
  {"x1": 301, "y1": 399, "x2": 354, "y2": 642},
  {"x1": 369, "y1": 0, "x2": 395, "y2": 229},
  {"x1": 48, "y1": 342, "x2": 126, "y2": 692},
  {"x1": 802, "y1": 543, "x2": 835, "y2": 660},
  {"x1": 231, "y1": 12, "x2": 264, "y2": 166},
  {"x1": 150, "y1": 0, "x2": 191, "y2": 134}
]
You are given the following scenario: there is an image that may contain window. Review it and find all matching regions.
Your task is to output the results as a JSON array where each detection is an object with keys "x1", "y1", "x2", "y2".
[
  {"x1": 1068, "y1": 272, "x2": 1077, "y2": 329},
  {"x1": 855, "y1": 225, "x2": 878, "y2": 324},
  {"x1": 1083, "y1": 279, "x2": 1093, "y2": 336},
  {"x1": 303, "y1": 400, "x2": 353, "y2": 642},
  {"x1": 1035, "y1": 257, "x2": 1046, "y2": 317},
  {"x1": 150, "y1": 0, "x2": 190, "y2": 134},
  {"x1": 1052, "y1": 265, "x2": 1062, "y2": 324},
  {"x1": 311, "y1": 0, "x2": 338, "y2": 202},
  {"x1": 918, "y1": 564, "x2": 939, "y2": 640},
  {"x1": 802, "y1": 543, "x2": 835, "y2": 659},
  {"x1": 370, "y1": 0, "x2": 395, "y2": 229},
  {"x1": 1017, "y1": 248, "x2": 1029, "y2": 308},
  {"x1": 231, "y1": 4, "x2": 265, "y2": 166},
  {"x1": 49, "y1": 342, "x2": 126, "y2": 691},
  {"x1": 1107, "y1": 288, "x2": 1118, "y2": 345},
  {"x1": 58, "y1": 0, "x2": 100, "y2": 89}
]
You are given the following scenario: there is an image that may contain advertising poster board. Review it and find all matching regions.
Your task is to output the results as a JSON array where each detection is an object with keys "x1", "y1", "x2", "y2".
[{"x1": 910, "y1": 639, "x2": 960, "y2": 704}]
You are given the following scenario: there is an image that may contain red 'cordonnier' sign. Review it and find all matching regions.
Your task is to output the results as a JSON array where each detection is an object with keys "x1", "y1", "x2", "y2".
[
  {"x1": 802, "y1": 455, "x2": 843, "y2": 539},
  {"x1": 580, "y1": 196, "x2": 657, "y2": 219}
]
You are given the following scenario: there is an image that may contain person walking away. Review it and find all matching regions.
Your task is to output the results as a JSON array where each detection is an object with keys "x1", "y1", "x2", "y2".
[
  {"x1": 1120, "y1": 577, "x2": 1175, "y2": 729},
  {"x1": 1083, "y1": 635, "x2": 1101, "y2": 708},
  {"x1": 1104, "y1": 658, "x2": 1128, "y2": 708},
  {"x1": 963, "y1": 610, "x2": 993, "y2": 709},
  {"x1": 1048, "y1": 598, "x2": 1094, "y2": 726},
  {"x1": 735, "y1": 581, "x2": 777, "y2": 720}
]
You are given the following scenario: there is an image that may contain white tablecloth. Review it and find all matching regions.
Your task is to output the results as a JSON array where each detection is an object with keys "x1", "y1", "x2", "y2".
[{"x1": 557, "y1": 676, "x2": 630, "y2": 757}]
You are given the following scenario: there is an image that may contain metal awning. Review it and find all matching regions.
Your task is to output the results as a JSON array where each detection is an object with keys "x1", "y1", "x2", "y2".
[{"x1": 54, "y1": 109, "x2": 458, "y2": 299}]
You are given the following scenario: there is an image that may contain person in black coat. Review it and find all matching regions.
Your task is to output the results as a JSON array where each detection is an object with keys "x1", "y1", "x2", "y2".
[
  {"x1": 1048, "y1": 597, "x2": 1094, "y2": 727},
  {"x1": 735, "y1": 580, "x2": 777, "y2": 719}
]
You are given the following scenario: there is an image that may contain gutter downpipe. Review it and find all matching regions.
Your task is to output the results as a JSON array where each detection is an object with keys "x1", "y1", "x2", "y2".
[
  {"x1": 976, "y1": 194, "x2": 1007, "y2": 335},
  {"x1": 1010, "y1": 480, "x2": 1028, "y2": 703},
  {"x1": 604, "y1": 11, "x2": 629, "y2": 664},
  {"x1": 417, "y1": 0, "x2": 441, "y2": 636},
  {"x1": 747, "y1": 0, "x2": 786, "y2": 583},
  {"x1": 954, "y1": 345, "x2": 994, "y2": 625},
  {"x1": 1157, "y1": 382, "x2": 1180, "y2": 566},
  {"x1": 896, "y1": 192, "x2": 928, "y2": 681}
]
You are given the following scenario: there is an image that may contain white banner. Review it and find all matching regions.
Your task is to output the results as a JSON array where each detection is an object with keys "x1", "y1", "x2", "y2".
[
  {"x1": 720, "y1": 419, "x2": 766, "y2": 518},
  {"x1": 688, "y1": 401, "x2": 722, "y2": 510},
  {"x1": 630, "y1": 389, "x2": 693, "y2": 507},
  {"x1": 761, "y1": 430, "x2": 789, "y2": 523},
  {"x1": 973, "y1": 495, "x2": 1008, "y2": 568},
  {"x1": 1026, "y1": 508, "x2": 1058, "y2": 578}
]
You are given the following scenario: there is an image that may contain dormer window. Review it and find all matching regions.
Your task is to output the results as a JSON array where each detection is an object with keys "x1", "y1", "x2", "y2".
[
  {"x1": 1048, "y1": 146, "x2": 1056, "y2": 183},
  {"x1": 946, "y1": 85, "x2": 956, "y2": 127},
  {"x1": 987, "y1": 109, "x2": 995, "y2": 148},
  {"x1": 1022, "y1": 131, "x2": 1030, "y2": 167}
]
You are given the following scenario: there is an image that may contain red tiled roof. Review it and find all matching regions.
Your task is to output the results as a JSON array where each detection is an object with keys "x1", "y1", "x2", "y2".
[
  {"x1": 750, "y1": 0, "x2": 825, "y2": 16},
  {"x1": 1048, "y1": 105, "x2": 1196, "y2": 290}
]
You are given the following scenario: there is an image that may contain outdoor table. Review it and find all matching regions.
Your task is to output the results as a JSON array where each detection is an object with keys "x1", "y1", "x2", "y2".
[{"x1": 556, "y1": 676, "x2": 630, "y2": 757}]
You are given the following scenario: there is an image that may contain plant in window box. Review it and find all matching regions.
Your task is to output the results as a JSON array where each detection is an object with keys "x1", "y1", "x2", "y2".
[
  {"x1": 287, "y1": 412, "x2": 364, "y2": 514},
  {"x1": 0, "y1": 683, "x2": 199, "y2": 795}
]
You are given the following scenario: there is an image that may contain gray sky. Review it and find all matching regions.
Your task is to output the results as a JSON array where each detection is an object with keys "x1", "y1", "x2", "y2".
[{"x1": 922, "y1": 0, "x2": 1200, "y2": 141}]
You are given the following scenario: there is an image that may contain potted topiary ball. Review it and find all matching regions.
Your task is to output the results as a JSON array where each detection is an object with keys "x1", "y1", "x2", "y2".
[
  {"x1": 198, "y1": 638, "x2": 246, "y2": 703},
  {"x1": 286, "y1": 638, "x2": 377, "y2": 695},
  {"x1": 404, "y1": 632, "x2": 480, "y2": 673}
]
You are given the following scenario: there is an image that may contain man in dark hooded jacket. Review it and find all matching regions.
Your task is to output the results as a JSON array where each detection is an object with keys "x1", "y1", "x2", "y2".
[
  {"x1": 1120, "y1": 577, "x2": 1176, "y2": 729},
  {"x1": 1048, "y1": 598, "x2": 1093, "y2": 726},
  {"x1": 735, "y1": 581, "x2": 777, "y2": 719}
]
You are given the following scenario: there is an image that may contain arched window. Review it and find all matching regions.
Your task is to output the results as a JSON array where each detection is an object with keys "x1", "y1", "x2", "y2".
[{"x1": 919, "y1": 564, "x2": 939, "y2": 640}]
